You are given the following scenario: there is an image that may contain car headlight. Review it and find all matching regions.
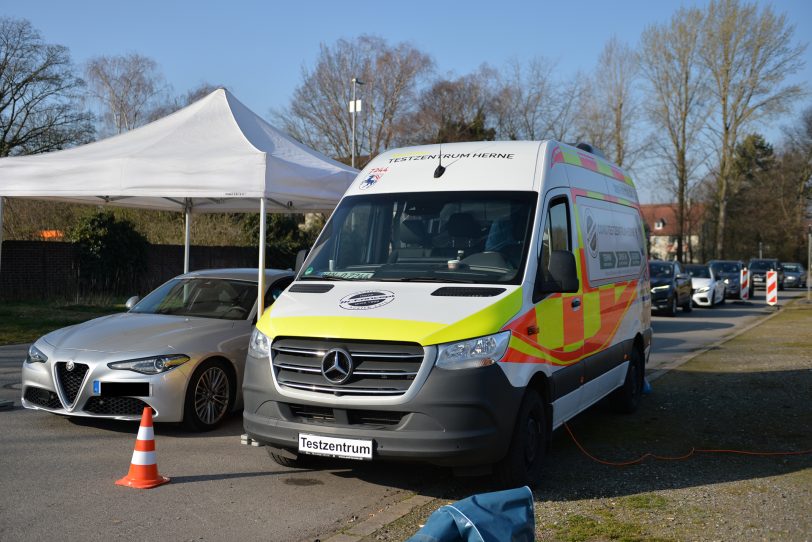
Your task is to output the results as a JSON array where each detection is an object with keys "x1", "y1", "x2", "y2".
[
  {"x1": 723, "y1": 278, "x2": 730, "y2": 284},
  {"x1": 26, "y1": 344, "x2": 48, "y2": 364},
  {"x1": 651, "y1": 285, "x2": 670, "y2": 292},
  {"x1": 249, "y1": 328, "x2": 270, "y2": 358},
  {"x1": 435, "y1": 331, "x2": 511, "y2": 370},
  {"x1": 108, "y1": 354, "x2": 189, "y2": 375},
  {"x1": 695, "y1": 287, "x2": 710, "y2": 293}
]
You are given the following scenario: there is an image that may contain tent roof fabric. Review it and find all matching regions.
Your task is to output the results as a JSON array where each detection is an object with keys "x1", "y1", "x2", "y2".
[{"x1": 0, "y1": 89, "x2": 357, "y2": 213}]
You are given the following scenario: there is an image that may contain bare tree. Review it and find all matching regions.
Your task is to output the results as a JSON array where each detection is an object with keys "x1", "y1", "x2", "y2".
[
  {"x1": 577, "y1": 37, "x2": 640, "y2": 167},
  {"x1": 273, "y1": 36, "x2": 432, "y2": 165},
  {"x1": 493, "y1": 57, "x2": 584, "y2": 142},
  {"x1": 700, "y1": 0, "x2": 806, "y2": 258},
  {"x1": 0, "y1": 17, "x2": 93, "y2": 157},
  {"x1": 406, "y1": 66, "x2": 498, "y2": 144},
  {"x1": 84, "y1": 53, "x2": 169, "y2": 134},
  {"x1": 640, "y1": 7, "x2": 709, "y2": 262}
]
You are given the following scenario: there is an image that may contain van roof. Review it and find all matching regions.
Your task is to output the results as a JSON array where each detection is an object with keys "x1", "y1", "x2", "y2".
[{"x1": 345, "y1": 140, "x2": 634, "y2": 197}]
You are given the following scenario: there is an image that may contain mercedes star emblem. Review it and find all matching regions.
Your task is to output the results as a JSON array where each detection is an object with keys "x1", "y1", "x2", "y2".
[{"x1": 321, "y1": 348, "x2": 354, "y2": 385}]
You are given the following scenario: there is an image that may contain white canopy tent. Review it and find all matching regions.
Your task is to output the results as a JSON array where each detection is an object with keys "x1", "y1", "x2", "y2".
[{"x1": 0, "y1": 88, "x2": 357, "y2": 312}]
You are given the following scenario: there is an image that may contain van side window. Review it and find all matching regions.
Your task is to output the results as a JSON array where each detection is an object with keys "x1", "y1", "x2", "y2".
[{"x1": 539, "y1": 197, "x2": 572, "y2": 288}]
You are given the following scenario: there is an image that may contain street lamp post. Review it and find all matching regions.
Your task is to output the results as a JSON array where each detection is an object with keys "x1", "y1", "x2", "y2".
[{"x1": 350, "y1": 78, "x2": 364, "y2": 169}]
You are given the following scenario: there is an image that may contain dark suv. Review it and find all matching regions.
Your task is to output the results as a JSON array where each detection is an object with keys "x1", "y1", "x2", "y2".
[
  {"x1": 748, "y1": 258, "x2": 784, "y2": 290},
  {"x1": 649, "y1": 260, "x2": 693, "y2": 316}
]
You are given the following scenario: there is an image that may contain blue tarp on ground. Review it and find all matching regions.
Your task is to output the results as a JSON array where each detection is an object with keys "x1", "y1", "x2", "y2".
[{"x1": 407, "y1": 486, "x2": 535, "y2": 542}]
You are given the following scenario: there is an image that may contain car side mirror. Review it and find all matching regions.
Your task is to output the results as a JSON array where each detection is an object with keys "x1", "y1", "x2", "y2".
[
  {"x1": 534, "y1": 250, "x2": 580, "y2": 302},
  {"x1": 125, "y1": 295, "x2": 140, "y2": 310},
  {"x1": 295, "y1": 249, "x2": 309, "y2": 273}
]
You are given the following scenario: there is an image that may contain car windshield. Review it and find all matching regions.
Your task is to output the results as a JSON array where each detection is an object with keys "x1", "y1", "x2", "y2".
[
  {"x1": 749, "y1": 260, "x2": 775, "y2": 271},
  {"x1": 686, "y1": 265, "x2": 711, "y2": 278},
  {"x1": 297, "y1": 191, "x2": 537, "y2": 285},
  {"x1": 781, "y1": 263, "x2": 801, "y2": 272},
  {"x1": 649, "y1": 262, "x2": 673, "y2": 278},
  {"x1": 130, "y1": 278, "x2": 257, "y2": 320},
  {"x1": 710, "y1": 262, "x2": 740, "y2": 274}
]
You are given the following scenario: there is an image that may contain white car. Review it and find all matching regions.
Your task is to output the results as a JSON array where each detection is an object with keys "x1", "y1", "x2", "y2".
[
  {"x1": 21, "y1": 268, "x2": 293, "y2": 430},
  {"x1": 685, "y1": 264, "x2": 727, "y2": 307}
]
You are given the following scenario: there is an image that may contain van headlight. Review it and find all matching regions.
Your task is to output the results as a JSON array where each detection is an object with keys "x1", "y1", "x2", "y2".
[
  {"x1": 435, "y1": 331, "x2": 511, "y2": 370},
  {"x1": 651, "y1": 285, "x2": 670, "y2": 292},
  {"x1": 249, "y1": 328, "x2": 271, "y2": 358},
  {"x1": 26, "y1": 344, "x2": 48, "y2": 364},
  {"x1": 108, "y1": 354, "x2": 189, "y2": 375}
]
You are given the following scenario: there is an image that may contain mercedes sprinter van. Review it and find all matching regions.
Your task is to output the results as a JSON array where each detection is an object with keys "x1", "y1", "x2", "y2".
[{"x1": 244, "y1": 140, "x2": 652, "y2": 487}]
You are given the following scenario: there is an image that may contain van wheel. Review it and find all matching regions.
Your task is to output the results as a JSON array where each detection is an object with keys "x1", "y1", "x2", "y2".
[
  {"x1": 183, "y1": 359, "x2": 234, "y2": 431},
  {"x1": 267, "y1": 447, "x2": 314, "y2": 469},
  {"x1": 612, "y1": 348, "x2": 644, "y2": 414},
  {"x1": 493, "y1": 389, "x2": 546, "y2": 488}
]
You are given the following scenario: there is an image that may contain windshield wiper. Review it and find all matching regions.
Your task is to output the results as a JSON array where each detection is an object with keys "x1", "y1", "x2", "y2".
[
  {"x1": 298, "y1": 275, "x2": 357, "y2": 281},
  {"x1": 376, "y1": 277, "x2": 476, "y2": 283}
]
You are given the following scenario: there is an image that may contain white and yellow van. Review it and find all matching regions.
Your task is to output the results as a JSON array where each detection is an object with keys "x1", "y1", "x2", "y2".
[{"x1": 244, "y1": 140, "x2": 652, "y2": 487}]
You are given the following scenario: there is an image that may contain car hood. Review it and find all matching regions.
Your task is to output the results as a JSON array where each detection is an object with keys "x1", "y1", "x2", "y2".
[
  {"x1": 716, "y1": 272, "x2": 739, "y2": 281},
  {"x1": 41, "y1": 313, "x2": 236, "y2": 354},
  {"x1": 690, "y1": 277, "x2": 711, "y2": 289}
]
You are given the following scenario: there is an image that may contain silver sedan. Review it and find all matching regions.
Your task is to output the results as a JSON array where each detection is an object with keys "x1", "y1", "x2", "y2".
[{"x1": 21, "y1": 268, "x2": 293, "y2": 430}]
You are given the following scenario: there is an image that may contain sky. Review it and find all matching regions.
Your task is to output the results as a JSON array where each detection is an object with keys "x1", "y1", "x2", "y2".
[{"x1": 4, "y1": 0, "x2": 812, "y2": 200}]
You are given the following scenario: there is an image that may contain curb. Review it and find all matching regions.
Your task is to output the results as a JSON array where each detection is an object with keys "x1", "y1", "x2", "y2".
[{"x1": 315, "y1": 493, "x2": 435, "y2": 542}]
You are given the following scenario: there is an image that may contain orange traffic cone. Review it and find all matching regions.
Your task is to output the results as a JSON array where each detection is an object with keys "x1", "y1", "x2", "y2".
[{"x1": 116, "y1": 406, "x2": 170, "y2": 489}]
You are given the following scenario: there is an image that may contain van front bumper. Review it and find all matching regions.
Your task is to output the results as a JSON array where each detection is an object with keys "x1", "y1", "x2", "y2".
[{"x1": 243, "y1": 352, "x2": 525, "y2": 467}]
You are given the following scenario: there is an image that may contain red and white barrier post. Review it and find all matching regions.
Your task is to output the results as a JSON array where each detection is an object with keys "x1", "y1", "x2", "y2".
[
  {"x1": 766, "y1": 270, "x2": 778, "y2": 306},
  {"x1": 740, "y1": 268, "x2": 749, "y2": 300}
]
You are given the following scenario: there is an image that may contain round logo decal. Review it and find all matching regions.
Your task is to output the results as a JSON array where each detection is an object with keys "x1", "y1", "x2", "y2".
[{"x1": 339, "y1": 290, "x2": 395, "y2": 310}]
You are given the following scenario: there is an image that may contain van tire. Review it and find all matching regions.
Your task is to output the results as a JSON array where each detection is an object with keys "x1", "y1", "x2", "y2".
[
  {"x1": 493, "y1": 389, "x2": 546, "y2": 488},
  {"x1": 612, "y1": 348, "x2": 644, "y2": 414}
]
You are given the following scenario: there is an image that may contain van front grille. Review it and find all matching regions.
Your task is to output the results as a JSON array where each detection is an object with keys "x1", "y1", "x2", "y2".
[{"x1": 272, "y1": 338, "x2": 425, "y2": 397}]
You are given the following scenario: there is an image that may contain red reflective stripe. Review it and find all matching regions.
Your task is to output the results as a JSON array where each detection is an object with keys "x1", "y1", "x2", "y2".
[{"x1": 134, "y1": 439, "x2": 155, "y2": 452}]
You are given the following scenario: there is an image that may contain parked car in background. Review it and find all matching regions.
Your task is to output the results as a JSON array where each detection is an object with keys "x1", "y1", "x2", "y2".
[
  {"x1": 749, "y1": 258, "x2": 784, "y2": 290},
  {"x1": 21, "y1": 268, "x2": 294, "y2": 431},
  {"x1": 708, "y1": 259, "x2": 751, "y2": 299},
  {"x1": 780, "y1": 262, "x2": 807, "y2": 288},
  {"x1": 649, "y1": 260, "x2": 692, "y2": 316},
  {"x1": 684, "y1": 264, "x2": 727, "y2": 307}
]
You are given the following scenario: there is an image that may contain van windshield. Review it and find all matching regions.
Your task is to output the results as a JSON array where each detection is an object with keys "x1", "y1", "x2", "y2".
[{"x1": 298, "y1": 191, "x2": 537, "y2": 285}]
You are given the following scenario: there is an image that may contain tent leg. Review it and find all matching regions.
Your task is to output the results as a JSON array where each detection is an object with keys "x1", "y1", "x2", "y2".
[
  {"x1": 257, "y1": 198, "x2": 266, "y2": 318},
  {"x1": 184, "y1": 205, "x2": 192, "y2": 273}
]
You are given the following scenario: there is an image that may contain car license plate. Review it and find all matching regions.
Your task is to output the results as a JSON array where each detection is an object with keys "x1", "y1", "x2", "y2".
[
  {"x1": 93, "y1": 381, "x2": 150, "y2": 396},
  {"x1": 298, "y1": 433, "x2": 373, "y2": 460}
]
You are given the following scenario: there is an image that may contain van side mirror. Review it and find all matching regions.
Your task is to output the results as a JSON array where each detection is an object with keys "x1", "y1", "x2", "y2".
[
  {"x1": 534, "y1": 250, "x2": 580, "y2": 301},
  {"x1": 125, "y1": 295, "x2": 140, "y2": 310},
  {"x1": 295, "y1": 249, "x2": 309, "y2": 273}
]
